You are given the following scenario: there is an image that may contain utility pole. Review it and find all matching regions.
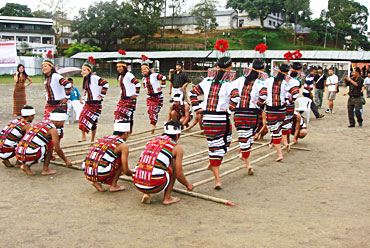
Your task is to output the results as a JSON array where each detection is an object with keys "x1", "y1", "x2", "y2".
[{"x1": 161, "y1": 0, "x2": 167, "y2": 41}]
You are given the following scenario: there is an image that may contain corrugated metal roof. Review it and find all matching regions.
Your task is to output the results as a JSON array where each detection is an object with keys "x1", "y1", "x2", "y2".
[{"x1": 71, "y1": 50, "x2": 370, "y2": 61}]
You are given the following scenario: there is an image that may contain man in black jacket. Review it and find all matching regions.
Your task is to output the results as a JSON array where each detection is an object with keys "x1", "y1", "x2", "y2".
[{"x1": 344, "y1": 67, "x2": 364, "y2": 127}]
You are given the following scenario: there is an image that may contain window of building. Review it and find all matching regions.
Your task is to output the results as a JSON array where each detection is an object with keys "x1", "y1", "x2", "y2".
[
  {"x1": 239, "y1": 19, "x2": 244, "y2": 27},
  {"x1": 269, "y1": 20, "x2": 272, "y2": 26},
  {"x1": 273, "y1": 21, "x2": 276, "y2": 26},
  {"x1": 64, "y1": 39, "x2": 68, "y2": 44}
]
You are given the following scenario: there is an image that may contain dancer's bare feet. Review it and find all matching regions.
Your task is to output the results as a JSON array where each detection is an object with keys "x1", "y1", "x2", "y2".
[
  {"x1": 247, "y1": 167, "x2": 254, "y2": 175},
  {"x1": 206, "y1": 164, "x2": 211, "y2": 170},
  {"x1": 78, "y1": 138, "x2": 87, "y2": 143},
  {"x1": 51, "y1": 155, "x2": 56, "y2": 161},
  {"x1": 109, "y1": 185, "x2": 126, "y2": 192},
  {"x1": 14, "y1": 161, "x2": 21, "y2": 168},
  {"x1": 286, "y1": 144, "x2": 291, "y2": 153},
  {"x1": 269, "y1": 143, "x2": 273, "y2": 149},
  {"x1": 21, "y1": 165, "x2": 35, "y2": 176},
  {"x1": 141, "y1": 194, "x2": 151, "y2": 204},
  {"x1": 92, "y1": 182, "x2": 106, "y2": 192},
  {"x1": 162, "y1": 196, "x2": 181, "y2": 205},
  {"x1": 2, "y1": 160, "x2": 13, "y2": 167},
  {"x1": 41, "y1": 169, "x2": 57, "y2": 175},
  {"x1": 275, "y1": 156, "x2": 283, "y2": 162},
  {"x1": 214, "y1": 183, "x2": 222, "y2": 190}
]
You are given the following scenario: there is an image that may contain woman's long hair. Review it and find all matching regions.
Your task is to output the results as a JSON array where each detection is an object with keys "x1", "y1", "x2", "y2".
[
  {"x1": 17, "y1": 64, "x2": 28, "y2": 78},
  {"x1": 274, "y1": 72, "x2": 286, "y2": 85},
  {"x1": 244, "y1": 70, "x2": 259, "y2": 86},
  {"x1": 290, "y1": 71, "x2": 298, "y2": 78},
  {"x1": 213, "y1": 70, "x2": 226, "y2": 84},
  {"x1": 117, "y1": 66, "x2": 128, "y2": 80},
  {"x1": 83, "y1": 72, "x2": 92, "y2": 90}
]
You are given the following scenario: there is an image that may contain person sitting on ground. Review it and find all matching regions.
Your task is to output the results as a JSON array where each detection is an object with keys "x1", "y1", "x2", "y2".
[
  {"x1": 291, "y1": 111, "x2": 307, "y2": 144},
  {"x1": 15, "y1": 108, "x2": 72, "y2": 175},
  {"x1": 167, "y1": 93, "x2": 192, "y2": 127},
  {"x1": 83, "y1": 120, "x2": 132, "y2": 192},
  {"x1": 0, "y1": 106, "x2": 35, "y2": 168},
  {"x1": 132, "y1": 121, "x2": 194, "y2": 205},
  {"x1": 184, "y1": 100, "x2": 204, "y2": 132},
  {"x1": 68, "y1": 78, "x2": 84, "y2": 121}
]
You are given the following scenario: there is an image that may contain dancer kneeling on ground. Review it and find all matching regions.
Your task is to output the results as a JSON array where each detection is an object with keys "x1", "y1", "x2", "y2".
[
  {"x1": 83, "y1": 120, "x2": 132, "y2": 192},
  {"x1": 133, "y1": 121, "x2": 194, "y2": 205},
  {"x1": 291, "y1": 111, "x2": 307, "y2": 144},
  {"x1": 167, "y1": 93, "x2": 192, "y2": 127},
  {"x1": 15, "y1": 108, "x2": 72, "y2": 175},
  {"x1": 79, "y1": 57, "x2": 109, "y2": 142},
  {"x1": 0, "y1": 106, "x2": 35, "y2": 168}
]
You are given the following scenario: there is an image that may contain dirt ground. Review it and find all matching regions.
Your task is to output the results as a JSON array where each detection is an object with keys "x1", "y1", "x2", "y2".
[{"x1": 0, "y1": 81, "x2": 369, "y2": 248}]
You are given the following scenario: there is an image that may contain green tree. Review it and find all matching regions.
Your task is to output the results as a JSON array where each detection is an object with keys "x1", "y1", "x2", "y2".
[
  {"x1": 131, "y1": 0, "x2": 163, "y2": 50},
  {"x1": 191, "y1": 0, "x2": 218, "y2": 51},
  {"x1": 72, "y1": 0, "x2": 137, "y2": 51},
  {"x1": 32, "y1": 10, "x2": 53, "y2": 18},
  {"x1": 168, "y1": 0, "x2": 185, "y2": 29},
  {"x1": 0, "y1": 3, "x2": 33, "y2": 17},
  {"x1": 226, "y1": 0, "x2": 283, "y2": 28},
  {"x1": 284, "y1": 0, "x2": 311, "y2": 44},
  {"x1": 64, "y1": 43, "x2": 101, "y2": 57}
]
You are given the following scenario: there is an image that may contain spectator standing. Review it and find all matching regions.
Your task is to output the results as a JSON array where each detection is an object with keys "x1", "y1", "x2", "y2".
[
  {"x1": 344, "y1": 67, "x2": 364, "y2": 127},
  {"x1": 325, "y1": 68, "x2": 338, "y2": 113},
  {"x1": 168, "y1": 61, "x2": 191, "y2": 103},
  {"x1": 302, "y1": 67, "x2": 324, "y2": 119},
  {"x1": 314, "y1": 67, "x2": 326, "y2": 108},
  {"x1": 364, "y1": 70, "x2": 370, "y2": 98}
]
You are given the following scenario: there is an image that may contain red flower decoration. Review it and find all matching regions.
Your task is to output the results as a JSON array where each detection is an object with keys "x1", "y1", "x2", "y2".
[
  {"x1": 118, "y1": 49, "x2": 126, "y2": 55},
  {"x1": 284, "y1": 51, "x2": 294, "y2": 62},
  {"x1": 88, "y1": 56, "x2": 96, "y2": 65},
  {"x1": 141, "y1": 54, "x2": 149, "y2": 61},
  {"x1": 214, "y1": 39, "x2": 229, "y2": 53},
  {"x1": 292, "y1": 49, "x2": 302, "y2": 59},
  {"x1": 254, "y1": 43, "x2": 268, "y2": 54},
  {"x1": 46, "y1": 50, "x2": 53, "y2": 59}
]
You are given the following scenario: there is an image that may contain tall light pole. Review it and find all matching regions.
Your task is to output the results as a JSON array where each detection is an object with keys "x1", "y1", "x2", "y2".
[{"x1": 324, "y1": 24, "x2": 328, "y2": 48}]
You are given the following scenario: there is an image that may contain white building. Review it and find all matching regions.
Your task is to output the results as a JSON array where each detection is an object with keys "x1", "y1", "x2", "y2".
[
  {"x1": 238, "y1": 11, "x2": 284, "y2": 29},
  {"x1": 215, "y1": 10, "x2": 238, "y2": 30},
  {"x1": 0, "y1": 16, "x2": 56, "y2": 55}
]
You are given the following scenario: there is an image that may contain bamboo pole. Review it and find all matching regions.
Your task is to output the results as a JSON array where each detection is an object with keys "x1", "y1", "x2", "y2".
[
  {"x1": 192, "y1": 142, "x2": 294, "y2": 187},
  {"x1": 254, "y1": 142, "x2": 311, "y2": 151},
  {"x1": 184, "y1": 142, "x2": 269, "y2": 176},
  {"x1": 119, "y1": 176, "x2": 234, "y2": 206}
]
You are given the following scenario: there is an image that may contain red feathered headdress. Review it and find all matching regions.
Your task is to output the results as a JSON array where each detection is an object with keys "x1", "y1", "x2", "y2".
[
  {"x1": 46, "y1": 50, "x2": 53, "y2": 59},
  {"x1": 214, "y1": 39, "x2": 229, "y2": 53},
  {"x1": 87, "y1": 56, "x2": 95, "y2": 65},
  {"x1": 255, "y1": 43, "x2": 268, "y2": 54},
  {"x1": 141, "y1": 54, "x2": 149, "y2": 61},
  {"x1": 118, "y1": 50, "x2": 126, "y2": 55},
  {"x1": 284, "y1": 50, "x2": 302, "y2": 62}
]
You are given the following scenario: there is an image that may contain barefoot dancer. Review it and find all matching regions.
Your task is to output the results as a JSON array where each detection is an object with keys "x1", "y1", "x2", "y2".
[
  {"x1": 79, "y1": 57, "x2": 109, "y2": 142},
  {"x1": 114, "y1": 51, "x2": 141, "y2": 133},
  {"x1": 281, "y1": 62, "x2": 302, "y2": 151},
  {"x1": 15, "y1": 109, "x2": 72, "y2": 176},
  {"x1": 42, "y1": 51, "x2": 71, "y2": 138},
  {"x1": 189, "y1": 39, "x2": 240, "y2": 189},
  {"x1": 254, "y1": 108, "x2": 268, "y2": 141},
  {"x1": 0, "y1": 106, "x2": 35, "y2": 168},
  {"x1": 167, "y1": 93, "x2": 192, "y2": 127},
  {"x1": 133, "y1": 121, "x2": 194, "y2": 204},
  {"x1": 141, "y1": 55, "x2": 166, "y2": 133},
  {"x1": 232, "y1": 60, "x2": 268, "y2": 175},
  {"x1": 83, "y1": 120, "x2": 132, "y2": 192},
  {"x1": 265, "y1": 63, "x2": 299, "y2": 162}
]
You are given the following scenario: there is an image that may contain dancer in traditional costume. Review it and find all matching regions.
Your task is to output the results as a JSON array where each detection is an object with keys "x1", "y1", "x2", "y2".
[
  {"x1": 141, "y1": 55, "x2": 167, "y2": 133},
  {"x1": 265, "y1": 63, "x2": 299, "y2": 161},
  {"x1": 42, "y1": 51, "x2": 71, "y2": 122},
  {"x1": 79, "y1": 57, "x2": 109, "y2": 142},
  {"x1": 167, "y1": 93, "x2": 192, "y2": 127},
  {"x1": 232, "y1": 60, "x2": 268, "y2": 175},
  {"x1": 15, "y1": 108, "x2": 72, "y2": 176},
  {"x1": 13, "y1": 64, "x2": 32, "y2": 116},
  {"x1": 189, "y1": 39, "x2": 240, "y2": 189},
  {"x1": 114, "y1": 50, "x2": 140, "y2": 133},
  {"x1": 133, "y1": 121, "x2": 194, "y2": 204},
  {"x1": 254, "y1": 108, "x2": 268, "y2": 140},
  {"x1": 281, "y1": 62, "x2": 302, "y2": 150},
  {"x1": 83, "y1": 120, "x2": 132, "y2": 192},
  {"x1": 291, "y1": 111, "x2": 307, "y2": 144},
  {"x1": 0, "y1": 106, "x2": 35, "y2": 167}
]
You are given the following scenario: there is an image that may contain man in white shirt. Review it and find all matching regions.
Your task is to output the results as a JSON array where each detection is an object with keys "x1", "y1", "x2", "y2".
[
  {"x1": 325, "y1": 68, "x2": 338, "y2": 113},
  {"x1": 364, "y1": 70, "x2": 370, "y2": 98}
]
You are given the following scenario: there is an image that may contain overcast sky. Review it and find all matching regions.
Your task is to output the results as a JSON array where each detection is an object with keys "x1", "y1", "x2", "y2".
[{"x1": 1, "y1": 0, "x2": 369, "y2": 25}]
